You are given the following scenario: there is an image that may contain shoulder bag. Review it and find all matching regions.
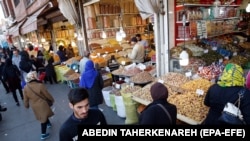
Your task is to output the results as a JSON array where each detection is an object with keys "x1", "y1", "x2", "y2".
[
  {"x1": 218, "y1": 88, "x2": 246, "y2": 125},
  {"x1": 157, "y1": 103, "x2": 173, "y2": 124},
  {"x1": 27, "y1": 85, "x2": 53, "y2": 107}
]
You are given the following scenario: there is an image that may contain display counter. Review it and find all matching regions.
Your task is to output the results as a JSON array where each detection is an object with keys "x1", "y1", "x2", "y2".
[
  {"x1": 131, "y1": 95, "x2": 201, "y2": 125},
  {"x1": 54, "y1": 65, "x2": 71, "y2": 82}
]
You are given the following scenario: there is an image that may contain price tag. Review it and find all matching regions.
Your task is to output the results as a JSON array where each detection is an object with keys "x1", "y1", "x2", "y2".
[
  {"x1": 196, "y1": 89, "x2": 204, "y2": 96},
  {"x1": 115, "y1": 84, "x2": 121, "y2": 89},
  {"x1": 124, "y1": 77, "x2": 130, "y2": 83},
  {"x1": 139, "y1": 65, "x2": 146, "y2": 70},
  {"x1": 97, "y1": 53, "x2": 101, "y2": 56},
  {"x1": 219, "y1": 59, "x2": 223, "y2": 63},
  {"x1": 158, "y1": 79, "x2": 164, "y2": 84},
  {"x1": 130, "y1": 83, "x2": 134, "y2": 87},
  {"x1": 115, "y1": 49, "x2": 118, "y2": 53},
  {"x1": 121, "y1": 61, "x2": 126, "y2": 65},
  {"x1": 224, "y1": 56, "x2": 229, "y2": 60},
  {"x1": 233, "y1": 52, "x2": 237, "y2": 56},
  {"x1": 204, "y1": 49, "x2": 208, "y2": 53},
  {"x1": 198, "y1": 66, "x2": 203, "y2": 71},
  {"x1": 185, "y1": 71, "x2": 192, "y2": 77},
  {"x1": 105, "y1": 51, "x2": 108, "y2": 54},
  {"x1": 212, "y1": 46, "x2": 217, "y2": 51}
]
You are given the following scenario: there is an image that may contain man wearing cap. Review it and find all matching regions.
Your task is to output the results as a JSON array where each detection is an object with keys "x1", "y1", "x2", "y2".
[
  {"x1": 139, "y1": 82, "x2": 177, "y2": 125},
  {"x1": 128, "y1": 37, "x2": 145, "y2": 63}
]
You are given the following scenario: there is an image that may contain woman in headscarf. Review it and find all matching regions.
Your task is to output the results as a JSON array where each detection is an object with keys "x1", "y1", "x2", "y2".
[
  {"x1": 139, "y1": 82, "x2": 177, "y2": 125},
  {"x1": 23, "y1": 71, "x2": 54, "y2": 140},
  {"x1": 79, "y1": 60, "x2": 104, "y2": 109},
  {"x1": 203, "y1": 63, "x2": 250, "y2": 125}
]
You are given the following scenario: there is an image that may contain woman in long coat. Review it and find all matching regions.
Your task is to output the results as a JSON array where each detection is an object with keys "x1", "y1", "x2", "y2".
[{"x1": 23, "y1": 71, "x2": 54, "y2": 140}]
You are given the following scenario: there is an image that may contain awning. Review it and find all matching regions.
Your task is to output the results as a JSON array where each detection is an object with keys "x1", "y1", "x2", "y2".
[
  {"x1": 7, "y1": 19, "x2": 26, "y2": 37},
  {"x1": 20, "y1": 2, "x2": 53, "y2": 35},
  {"x1": 57, "y1": 0, "x2": 79, "y2": 26},
  {"x1": 134, "y1": 0, "x2": 161, "y2": 20}
]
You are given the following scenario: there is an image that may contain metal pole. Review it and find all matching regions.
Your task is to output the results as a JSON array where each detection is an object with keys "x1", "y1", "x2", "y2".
[{"x1": 78, "y1": 0, "x2": 89, "y2": 56}]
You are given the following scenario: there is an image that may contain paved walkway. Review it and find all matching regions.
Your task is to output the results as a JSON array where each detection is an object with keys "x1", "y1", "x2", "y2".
[{"x1": 0, "y1": 83, "x2": 125, "y2": 141}]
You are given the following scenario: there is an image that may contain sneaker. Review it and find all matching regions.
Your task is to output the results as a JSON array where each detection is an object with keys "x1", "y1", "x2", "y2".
[
  {"x1": 0, "y1": 107, "x2": 7, "y2": 112},
  {"x1": 47, "y1": 123, "x2": 52, "y2": 129},
  {"x1": 41, "y1": 133, "x2": 50, "y2": 140}
]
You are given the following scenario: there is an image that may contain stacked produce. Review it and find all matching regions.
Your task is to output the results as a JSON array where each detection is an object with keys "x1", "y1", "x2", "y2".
[
  {"x1": 132, "y1": 82, "x2": 157, "y2": 103},
  {"x1": 185, "y1": 44, "x2": 204, "y2": 57},
  {"x1": 197, "y1": 63, "x2": 224, "y2": 80},
  {"x1": 199, "y1": 50, "x2": 223, "y2": 65},
  {"x1": 170, "y1": 46, "x2": 193, "y2": 58},
  {"x1": 168, "y1": 78, "x2": 212, "y2": 123},
  {"x1": 228, "y1": 55, "x2": 248, "y2": 68},
  {"x1": 130, "y1": 71, "x2": 155, "y2": 84},
  {"x1": 157, "y1": 72, "x2": 190, "y2": 94}
]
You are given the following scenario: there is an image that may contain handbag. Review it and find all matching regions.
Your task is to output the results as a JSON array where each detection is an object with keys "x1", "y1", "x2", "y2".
[
  {"x1": 218, "y1": 89, "x2": 246, "y2": 125},
  {"x1": 27, "y1": 85, "x2": 53, "y2": 107}
]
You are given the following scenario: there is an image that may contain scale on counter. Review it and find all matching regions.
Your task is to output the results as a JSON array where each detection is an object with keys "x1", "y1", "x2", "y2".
[{"x1": 169, "y1": 58, "x2": 182, "y2": 73}]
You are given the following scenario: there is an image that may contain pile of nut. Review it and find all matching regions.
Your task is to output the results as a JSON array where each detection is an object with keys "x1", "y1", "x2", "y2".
[{"x1": 130, "y1": 71, "x2": 154, "y2": 84}]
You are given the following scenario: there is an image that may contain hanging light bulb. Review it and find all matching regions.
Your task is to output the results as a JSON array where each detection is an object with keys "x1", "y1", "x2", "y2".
[
  {"x1": 116, "y1": 31, "x2": 122, "y2": 42},
  {"x1": 179, "y1": 49, "x2": 189, "y2": 66},
  {"x1": 119, "y1": 27, "x2": 126, "y2": 38},
  {"x1": 246, "y1": 2, "x2": 250, "y2": 13},
  {"x1": 41, "y1": 37, "x2": 46, "y2": 43},
  {"x1": 101, "y1": 30, "x2": 107, "y2": 39},
  {"x1": 77, "y1": 32, "x2": 83, "y2": 40},
  {"x1": 20, "y1": 38, "x2": 24, "y2": 43}
]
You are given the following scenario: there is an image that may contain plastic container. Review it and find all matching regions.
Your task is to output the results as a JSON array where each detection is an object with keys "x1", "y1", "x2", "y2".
[
  {"x1": 115, "y1": 95, "x2": 126, "y2": 118},
  {"x1": 102, "y1": 86, "x2": 112, "y2": 107}
]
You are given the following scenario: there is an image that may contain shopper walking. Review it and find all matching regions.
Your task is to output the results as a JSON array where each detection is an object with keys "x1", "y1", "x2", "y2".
[
  {"x1": 79, "y1": 60, "x2": 104, "y2": 109},
  {"x1": 2, "y1": 58, "x2": 23, "y2": 106},
  {"x1": 23, "y1": 71, "x2": 54, "y2": 140},
  {"x1": 0, "y1": 57, "x2": 10, "y2": 94}
]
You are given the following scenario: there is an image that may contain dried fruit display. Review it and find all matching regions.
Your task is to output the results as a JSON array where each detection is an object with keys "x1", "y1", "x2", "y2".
[
  {"x1": 157, "y1": 72, "x2": 190, "y2": 87},
  {"x1": 197, "y1": 64, "x2": 224, "y2": 80},
  {"x1": 117, "y1": 57, "x2": 132, "y2": 65},
  {"x1": 181, "y1": 78, "x2": 212, "y2": 93},
  {"x1": 121, "y1": 86, "x2": 141, "y2": 94},
  {"x1": 121, "y1": 67, "x2": 141, "y2": 77},
  {"x1": 112, "y1": 67, "x2": 125, "y2": 76},
  {"x1": 130, "y1": 71, "x2": 155, "y2": 84},
  {"x1": 168, "y1": 91, "x2": 209, "y2": 123},
  {"x1": 132, "y1": 82, "x2": 156, "y2": 103}
]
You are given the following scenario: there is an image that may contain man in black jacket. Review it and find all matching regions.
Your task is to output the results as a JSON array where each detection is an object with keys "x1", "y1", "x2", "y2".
[{"x1": 59, "y1": 88, "x2": 107, "y2": 141}]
